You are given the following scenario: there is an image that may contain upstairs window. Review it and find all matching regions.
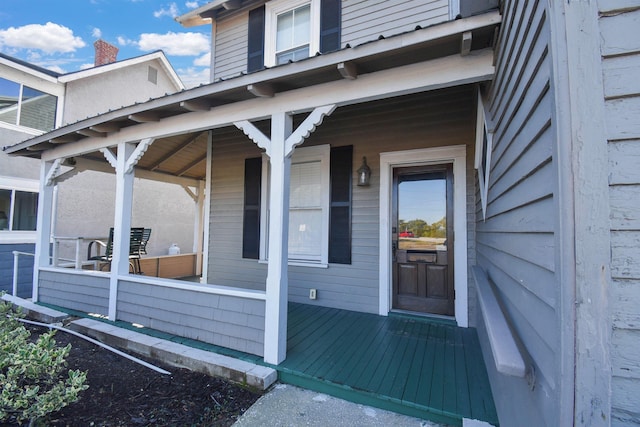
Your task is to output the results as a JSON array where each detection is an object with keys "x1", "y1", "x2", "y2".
[
  {"x1": 265, "y1": 0, "x2": 320, "y2": 67},
  {"x1": 248, "y1": 0, "x2": 341, "y2": 72},
  {"x1": 0, "y1": 77, "x2": 57, "y2": 132}
]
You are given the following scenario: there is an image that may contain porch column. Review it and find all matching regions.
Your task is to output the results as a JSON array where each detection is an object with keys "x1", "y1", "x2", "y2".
[
  {"x1": 264, "y1": 112, "x2": 293, "y2": 365},
  {"x1": 107, "y1": 142, "x2": 136, "y2": 320},
  {"x1": 32, "y1": 159, "x2": 57, "y2": 302},
  {"x1": 193, "y1": 180, "x2": 206, "y2": 276}
]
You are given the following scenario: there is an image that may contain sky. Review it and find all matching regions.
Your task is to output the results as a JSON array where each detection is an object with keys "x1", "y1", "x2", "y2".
[{"x1": 0, "y1": 0, "x2": 213, "y2": 87}]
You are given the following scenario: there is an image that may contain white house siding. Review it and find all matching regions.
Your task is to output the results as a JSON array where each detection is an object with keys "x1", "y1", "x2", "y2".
[
  {"x1": 62, "y1": 59, "x2": 179, "y2": 125},
  {"x1": 208, "y1": 86, "x2": 476, "y2": 315},
  {"x1": 213, "y1": 12, "x2": 248, "y2": 81},
  {"x1": 341, "y1": 0, "x2": 449, "y2": 48},
  {"x1": 38, "y1": 269, "x2": 110, "y2": 316},
  {"x1": 476, "y1": 1, "x2": 555, "y2": 426},
  {"x1": 599, "y1": 2, "x2": 640, "y2": 425},
  {"x1": 117, "y1": 281, "x2": 265, "y2": 356}
]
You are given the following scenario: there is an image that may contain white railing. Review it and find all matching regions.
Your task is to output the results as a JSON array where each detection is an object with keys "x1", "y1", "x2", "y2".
[{"x1": 52, "y1": 235, "x2": 107, "y2": 270}]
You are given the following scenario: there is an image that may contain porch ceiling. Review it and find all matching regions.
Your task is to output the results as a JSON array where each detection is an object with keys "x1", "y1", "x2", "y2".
[{"x1": 3, "y1": 11, "x2": 500, "y2": 181}]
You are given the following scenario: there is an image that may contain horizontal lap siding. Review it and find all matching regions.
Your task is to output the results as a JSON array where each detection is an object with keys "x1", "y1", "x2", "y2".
[
  {"x1": 38, "y1": 270, "x2": 109, "y2": 316},
  {"x1": 0, "y1": 243, "x2": 34, "y2": 298},
  {"x1": 342, "y1": 0, "x2": 449, "y2": 48},
  {"x1": 214, "y1": 12, "x2": 248, "y2": 81},
  {"x1": 118, "y1": 281, "x2": 265, "y2": 356},
  {"x1": 208, "y1": 87, "x2": 476, "y2": 315},
  {"x1": 476, "y1": 1, "x2": 555, "y2": 425},
  {"x1": 600, "y1": 4, "x2": 640, "y2": 424}
]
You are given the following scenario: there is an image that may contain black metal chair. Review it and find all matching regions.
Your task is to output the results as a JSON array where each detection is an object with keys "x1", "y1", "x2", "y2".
[{"x1": 88, "y1": 227, "x2": 150, "y2": 274}]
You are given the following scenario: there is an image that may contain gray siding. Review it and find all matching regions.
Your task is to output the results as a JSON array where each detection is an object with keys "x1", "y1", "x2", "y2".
[
  {"x1": 211, "y1": 1, "x2": 452, "y2": 80},
  {"x1": 600, "y1": 3, "x2": 640, "y2": 425},
  {"x1": 38, "y1": 270, "x2": 109, "y2": 316},
  {"x1": 213, "y1": 12, "x2": 248, "y2": 81},
  {"x1": 118, "y1": 281, "x2": 265, "y2": 356},
  {"x1": 208, "y1": 86, "x2": 477, "y2": 315},
  {"x1": 475, "y1": 1, "x2": 555, "y2": 426},
  {"x1": 341, "y1": 0, "x2": 449, "y2": 48},
  {"x1": 0, "y1": 243, "x2": 34, "y2": 298}
]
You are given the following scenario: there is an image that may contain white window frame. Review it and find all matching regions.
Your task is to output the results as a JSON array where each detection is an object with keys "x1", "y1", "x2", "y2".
[
  {"x1": 475, "y1": 87, "x2": 493, "y2": 221},
  {"x1": 260, "y1": 144, "x2": 330, "y2": 267},
  {"x1": 0, "y1": 176, "x2": 39, "y2": 244},
  {"x1": 264, "y1": 0, "x2": 321, "y2": 68}
]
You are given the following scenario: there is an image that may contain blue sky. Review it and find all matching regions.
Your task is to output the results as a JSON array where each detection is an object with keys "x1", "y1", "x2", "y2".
[{"x1": 0, "y1": 1, "x2": 212, "y2": 87}]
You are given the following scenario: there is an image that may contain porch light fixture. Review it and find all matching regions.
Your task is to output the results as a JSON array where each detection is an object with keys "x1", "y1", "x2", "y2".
[{"x1": 357, "y1": 156, "x2": 371, "y2": 186}]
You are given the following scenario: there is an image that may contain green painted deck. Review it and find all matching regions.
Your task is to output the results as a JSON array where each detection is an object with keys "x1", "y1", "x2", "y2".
[{"x1": 275, "y1": 303, "x2": 498, "y2": 426}]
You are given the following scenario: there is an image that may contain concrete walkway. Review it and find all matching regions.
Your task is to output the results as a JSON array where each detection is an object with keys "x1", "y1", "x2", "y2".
[{"x1": 234, "y1": 383, "x2": 445, "y2": 427}]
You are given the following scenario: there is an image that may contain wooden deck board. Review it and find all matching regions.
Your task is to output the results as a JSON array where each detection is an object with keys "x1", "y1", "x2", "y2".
[{"x1": 277, "y1": 303, "x2": 498, "y2": 426}]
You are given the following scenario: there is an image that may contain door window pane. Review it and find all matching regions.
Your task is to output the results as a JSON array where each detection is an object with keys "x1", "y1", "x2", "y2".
[
  {"x1": 12, "y1": 191, "x2": 38, "y2": 231},
  {"x1": 0, "y1": 189, "x2": 11, "y2": 230},
  {"x1": 398, "y1": 173, "x2": 447, "y2": 251}
]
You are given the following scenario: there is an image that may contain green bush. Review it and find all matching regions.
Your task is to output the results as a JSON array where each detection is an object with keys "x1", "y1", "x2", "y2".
[{"x1": 0, "y1": 299, "x2": 88, "y2": 426}]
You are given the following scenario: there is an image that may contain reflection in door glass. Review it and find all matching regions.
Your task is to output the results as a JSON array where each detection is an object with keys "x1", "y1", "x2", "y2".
[{"x1": 398, "y1": 174, "x2": 447, "y2": 251}]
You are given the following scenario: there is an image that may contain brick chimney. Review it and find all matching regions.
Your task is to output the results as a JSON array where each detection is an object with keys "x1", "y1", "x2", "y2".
[{"x1": 94, "y1": 39, "x2": 119, "y2": 66}]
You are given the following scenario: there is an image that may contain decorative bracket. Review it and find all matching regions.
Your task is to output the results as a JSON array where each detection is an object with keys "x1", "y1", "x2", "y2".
[
  {"x1": 285, "y1": 104, "x2": 336, "y2": 157},
  {"x1": 181, "y1": 185, "x2": 198, "y2": 203},
  {"x1": 125, "y1": 138, "x2": 155, "y2": 174},
  {"x1": 100, "y1": 148, "x2": 117, "y2": 169},
  {"x1": 45, "y1": 158, "x2": 63, "y2": 186},
  {"x1": 234, "y1": 121, "x2": 271, "y2": 154}
]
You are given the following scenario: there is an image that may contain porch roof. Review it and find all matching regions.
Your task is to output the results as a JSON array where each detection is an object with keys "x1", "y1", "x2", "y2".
[{"x1": 3, "y1": 11, "x2": 500, "y2": 180}]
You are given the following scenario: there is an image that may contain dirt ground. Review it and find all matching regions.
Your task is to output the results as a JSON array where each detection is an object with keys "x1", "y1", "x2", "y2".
[{"x1": 5, "y1": 325, "x2": 262, "y2": 427}]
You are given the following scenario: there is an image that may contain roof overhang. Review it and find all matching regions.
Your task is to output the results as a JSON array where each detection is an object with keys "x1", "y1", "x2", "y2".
[
  {"x1": 176, "y1": 0, "x2": 242, "y2": 27},
  {"x1": 4, "y1": 11, "x2": 500, "y2": 163}
]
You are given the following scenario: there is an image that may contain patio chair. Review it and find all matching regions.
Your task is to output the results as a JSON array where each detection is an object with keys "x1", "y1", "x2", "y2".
[{"x1": 88, "y1": 227, "x2": 149, "y2": 274}]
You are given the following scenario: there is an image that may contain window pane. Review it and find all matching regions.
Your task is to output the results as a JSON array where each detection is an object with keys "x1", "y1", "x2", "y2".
[
  {"x1": 20, "y1": 86, "x2": 57, "y2": 131},
  {"x1": 12, "y1": 191, "x2": 38, "y2": 231},
  {"x1": 0, "y1": 189, "x2": 10, "y2": 230},
  {"x1": 276, "y1": 10, "x2": 294, "y2": 51},
  {"x1": 289, "y1": 209, "x2": 322, "y2": 257},
  {"x1": 290, "y1": 161, "x2": 321, "y2": 208},
  {"x1": 292, "y1": 4, "x2": 310, "y2": 46},
  {"x1": 276, "y1": 46, "x2": 309, "y2": 64},
  {"x1": 0, "y1": 77, "x2": 20, "y2": 126}
]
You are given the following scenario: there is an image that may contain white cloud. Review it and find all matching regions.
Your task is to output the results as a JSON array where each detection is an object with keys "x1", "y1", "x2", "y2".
[
  {"x1": 193, "y1": 52, "x2": 210, "y2": 66},
  {"x1": 177, "y1": 67, "x2": 210, "y2": 88},
  {"x1": 80, "y1": 63, "x2": 95, "y2": 70},
  {"x1": 137, "y1": 31, "x2": 209, "y2": 56},
  {"x1": 0, "y1": 22, "x2": 85, "y2": 54},
  {"x1": 153, "y1": 2, "x2": 180, "y2": 18},
  {"x1": 117, "y1": 36, "x2": 134, "y2": 46},
  {"x1": 185, "y1": 1, "x2": 199, "y2": 8},
  {"x1": 92, "y1": 27, "x2": 102, "y2": 38}
]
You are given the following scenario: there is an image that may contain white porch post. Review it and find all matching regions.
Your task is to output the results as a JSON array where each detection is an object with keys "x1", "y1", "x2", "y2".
[
  {"x1": 264, "y1": 112, "x2": 292, "y2": 365},
  {"x1": 32, "y1": 160, "x2": 56, "y2": 302},
  {"x1": 108, "y1": 142, "x2": 136, "y2": 320},
  {"x1": 193, "y1": 180, "x2": 206, "y2": 276}
]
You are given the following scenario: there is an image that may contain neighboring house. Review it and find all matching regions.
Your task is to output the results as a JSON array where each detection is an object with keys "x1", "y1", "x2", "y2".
[
  {"x1": 3, "y1": 1, "x2": 639, "y2": 426},
  {"x1": 0, "y1": 43, "x2": 197, "y2": 297}
]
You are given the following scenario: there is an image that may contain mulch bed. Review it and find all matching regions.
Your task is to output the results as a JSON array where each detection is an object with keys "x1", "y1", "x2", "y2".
[{"x1": 3, "y1": 324, "x2": 262, "y2": 427}]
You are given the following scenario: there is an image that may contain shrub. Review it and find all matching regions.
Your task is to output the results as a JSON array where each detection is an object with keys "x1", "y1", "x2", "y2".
[{"x1": 0, "y1": 299, "x2": 88, "y2": 426}]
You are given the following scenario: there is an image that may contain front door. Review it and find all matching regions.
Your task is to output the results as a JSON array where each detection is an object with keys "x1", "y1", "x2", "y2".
[{"x1": 392, "y1": 164, "x2": 454, "y2": 315}]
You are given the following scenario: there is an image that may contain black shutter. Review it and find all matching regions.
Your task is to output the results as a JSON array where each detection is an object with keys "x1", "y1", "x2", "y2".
[
  {"x1": 247, "y1": 6, "x2": 265, "y2": 73},
  {"x1": 243, "y1": 157, "x2": 262, "y2": 259},
  {"x1": 329, "y1": 145, "x2": 352, "y2": 264},
  {"x1": 320, "y1": 0, "x2": 341, "y2": 53}
]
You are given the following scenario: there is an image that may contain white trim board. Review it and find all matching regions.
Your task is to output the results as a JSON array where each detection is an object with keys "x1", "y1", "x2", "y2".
[{"x1": 378, "y1": 145, "x2": 468, "y2": 327}]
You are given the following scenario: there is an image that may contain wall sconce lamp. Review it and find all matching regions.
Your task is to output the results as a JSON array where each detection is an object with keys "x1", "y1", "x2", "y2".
[{"x1": 357, "y1": 156, "x2": 371, "y2": 186}]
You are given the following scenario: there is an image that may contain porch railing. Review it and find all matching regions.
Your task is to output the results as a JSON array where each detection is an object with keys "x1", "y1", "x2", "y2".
[{"x1": 52, "y1": 235, "x2": 107, "y2": 270}]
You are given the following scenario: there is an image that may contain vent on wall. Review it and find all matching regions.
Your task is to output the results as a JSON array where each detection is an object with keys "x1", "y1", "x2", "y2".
[{"x1": 148, "y1": 66, "x2": 158, "y2": 84}]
